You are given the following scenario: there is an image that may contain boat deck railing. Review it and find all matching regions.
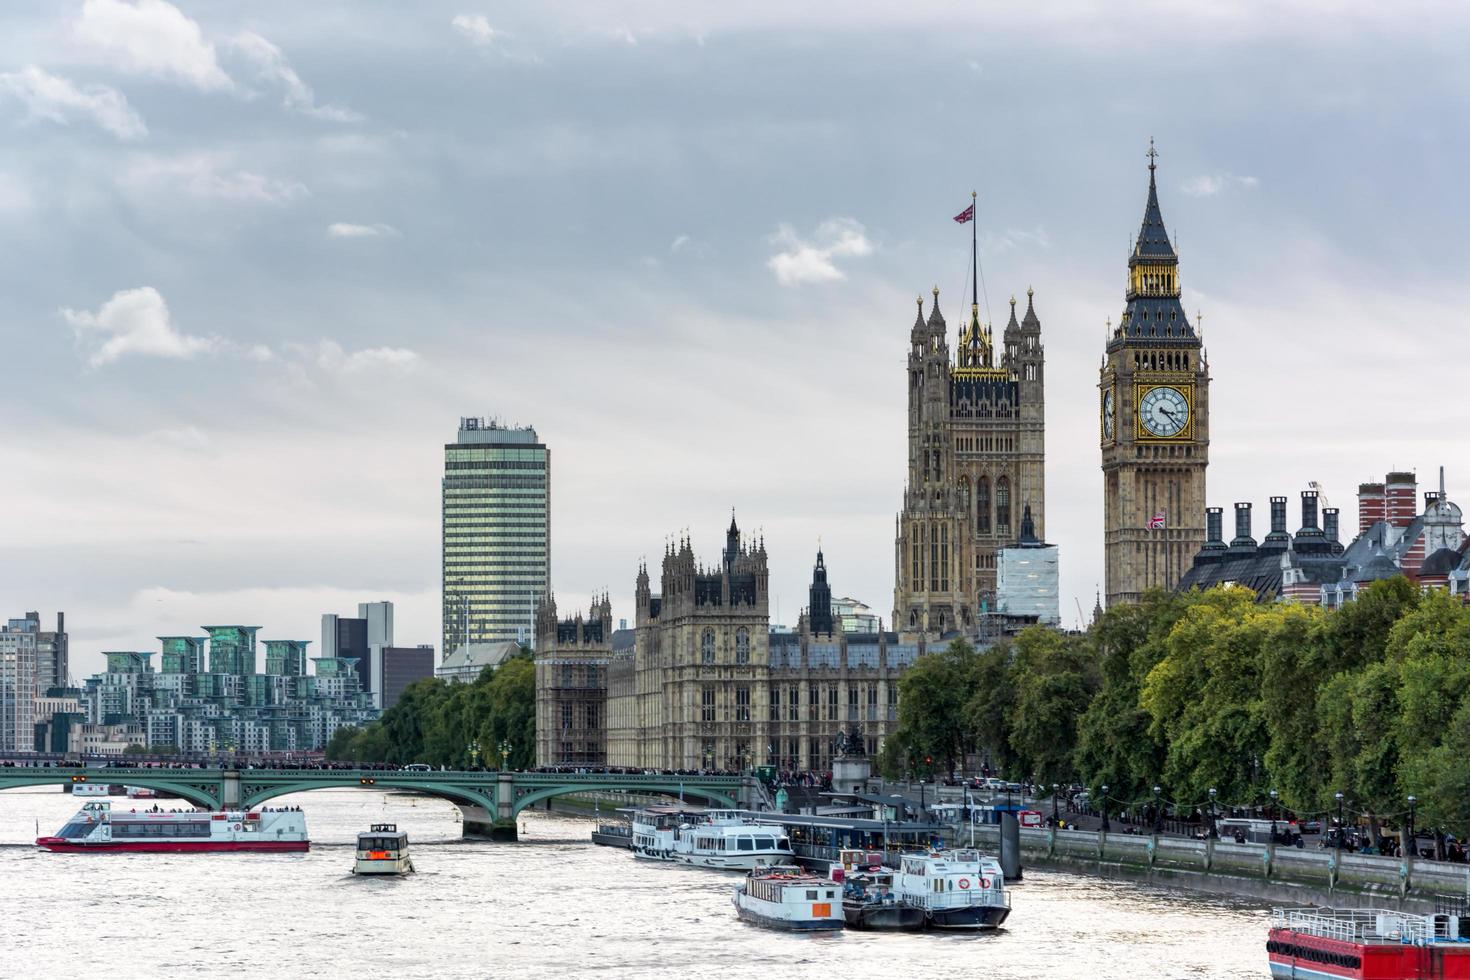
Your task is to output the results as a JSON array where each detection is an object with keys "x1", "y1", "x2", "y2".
[
  {"x1": 906, "y1": 888, "x2": 1010, "y2": 912},
  {"x1": 1272, "y1": 907, "x2": 1443, "y2": 945}
]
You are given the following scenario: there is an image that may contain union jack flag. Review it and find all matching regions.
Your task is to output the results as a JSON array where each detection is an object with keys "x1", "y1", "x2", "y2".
[
  {"x1": 953, "y1": 203, "x2": 975, "y2": 224},
  {"x1": 1148, "y1": 511, "x2": 1167, "y2": 530}
]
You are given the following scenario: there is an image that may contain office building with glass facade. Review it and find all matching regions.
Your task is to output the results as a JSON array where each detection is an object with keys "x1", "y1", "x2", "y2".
[{"x1": 442, "y1": 418, "x2": 549, "y2": 660}]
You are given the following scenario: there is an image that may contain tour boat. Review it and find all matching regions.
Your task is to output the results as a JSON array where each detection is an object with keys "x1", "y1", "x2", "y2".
[
  {"x1": 125, "y1": 786, "x2": 159, "y2": 799},
  {"x1": 629, "y1": 804, "x2": 707, "y2": 861},
  {"x1": 36, "y1": 800, "x2": 309, "y2": 853},
  {"x1": 673, "y1": 811, "x2": 795, "y2": 870},
  {"x1": 893, "y1": 849, "x2": 1010, "y2": 929},
  {"x1": 732, "y1": 865, "x2": 845, "y2": 932},
  {"x1": 1267, "y1": 906, "x2": 1470, "y2": 979},
  {"x1": 353, "y1": 823, "x2": 413, "y2": 875},
  {"x1": 70, "y1": 783, "x2": 109, "y2": 797},
  {"x1": 840, "y1": 870, "x2": 926, "y2": 931}
]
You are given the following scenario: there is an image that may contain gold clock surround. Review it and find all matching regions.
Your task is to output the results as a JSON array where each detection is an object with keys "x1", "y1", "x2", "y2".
[{"x1": 1133, "y1": 381, "x2": 1195, "y2": 441}]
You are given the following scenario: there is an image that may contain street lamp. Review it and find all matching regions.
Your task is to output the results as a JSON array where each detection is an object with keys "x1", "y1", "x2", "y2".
[
  {"x1": 498, "y1": 739, "x2": 511, "y2": 771},
  {"x1": 1051, "y1": 783, "x2": 1060, "y2": 827},
  {"x1": 1407, "y1": 795, "x2": 1418, "y2": 857},
  {"x1": 468, "y1": 740, "x2": 481, "y2": 769},
  {"x1": 1208, "y1": 787, "x2": 1218, "y2": 839},
  {"x1": 1334, "y1": 791, "x2": 1346, "y2": 851},
  {"x1": 1101, "y1": 785, "x2": 1110, "y2": 833},
  {"x1": 1153, "y1": 785, "x2": 1163, "y2": 834},
  {"x1": 1269, "y1": 789, "x2": 1279, "y2": 843}
]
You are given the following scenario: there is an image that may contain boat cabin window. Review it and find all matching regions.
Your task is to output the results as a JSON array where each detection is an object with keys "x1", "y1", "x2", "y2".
[
  {"x1": 359, "y1": 837, "x2": 402, "y2": 851},
  {"x1": 112, "y1": 821, "x2": 211, "y2": 838},
  {"x1": 757, "y1": 837, "x2": 776, "y2": 849},
  {"x1": 737, "y1": 838, "x2": 754, "y2": 851},
  {"x1": 806, "y1": 889, "x2": 818, "y2": 900},
  {"x1": 57, "y1": 821, "x2": 94, "y2": 838}
]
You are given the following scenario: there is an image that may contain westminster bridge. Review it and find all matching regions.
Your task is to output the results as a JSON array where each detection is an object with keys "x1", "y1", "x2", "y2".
[{"x1": 0, "y1": 765, "x2": 749, "y2": 838}]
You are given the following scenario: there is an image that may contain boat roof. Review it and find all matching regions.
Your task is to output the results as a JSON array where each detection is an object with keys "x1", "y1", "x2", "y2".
[
  {"x1": 749, "y1": 866, "x2": 826, "y2": 885},
  {"x1": 749, "y1": 812, "x2": 948, "y2": 833}
]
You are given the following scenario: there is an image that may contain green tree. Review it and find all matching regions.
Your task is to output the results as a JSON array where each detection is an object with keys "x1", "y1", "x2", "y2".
[
  {"x1": 1007, "y1": 628, "x2": 1098, "y2": 786},
  {"x1": 884, "y1": 639, "x2": 981, "y2": 777},
  {"x1": 1073, "y1": 590, "x2": 1183, "y2": 801}
]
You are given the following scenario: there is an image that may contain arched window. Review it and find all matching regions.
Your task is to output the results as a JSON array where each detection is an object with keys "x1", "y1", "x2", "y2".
[
  {"x1": 996, "y1": 476, "x2": 1011, "y2": 532},
  {"x1": 735, "y1": 628, "x2": 750, "y2": 665},
  {"x1": 977, "y1": 477, "x2": 991, "y2": 533},
  {"x1": 958, "y1": 476, "x2": 970, "y2": 510},
  {"x1": 701, "y1": 629, "x2": 715, "y2": 665}
]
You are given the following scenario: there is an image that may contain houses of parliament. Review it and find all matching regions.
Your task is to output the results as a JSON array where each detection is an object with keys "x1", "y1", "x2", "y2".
[{"x1": 533, "y1": 149, "x2": 1208, "y2": 768}]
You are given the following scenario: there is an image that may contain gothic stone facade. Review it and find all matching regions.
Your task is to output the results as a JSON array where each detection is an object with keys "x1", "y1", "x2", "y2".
[
  {"x1": 537, "y1": 517, "x2": 920, "y2": 771},
  {"x1": 1101, "y1": 147, "x2": 1210, "y2": 606},
  {"x1": 893, "y1": 286, "x2": 1046, "y2": 636},
  {"x1": 533, "y1": 593, "x2": 611, "y2": 766}
]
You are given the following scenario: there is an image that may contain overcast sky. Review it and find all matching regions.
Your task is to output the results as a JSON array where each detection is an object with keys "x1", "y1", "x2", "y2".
[{"x1": 2, "y1": 1, "x2": 1467, "y2": 679}]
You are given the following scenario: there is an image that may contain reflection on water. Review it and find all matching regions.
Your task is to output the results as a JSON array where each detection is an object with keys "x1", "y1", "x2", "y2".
[{"x1": 0, "y1": 787, "x2": 1269, "y2": 978}]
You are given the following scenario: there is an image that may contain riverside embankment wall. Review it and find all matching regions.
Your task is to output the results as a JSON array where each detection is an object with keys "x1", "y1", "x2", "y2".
[{"x1": 955, "y1": 824, "x2": 1469, "y2": 914}]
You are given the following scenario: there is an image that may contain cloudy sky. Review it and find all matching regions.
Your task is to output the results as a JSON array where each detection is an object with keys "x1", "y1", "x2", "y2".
[{"x1": 2, "y1": 1, "x2": 1467, "y2": 679}]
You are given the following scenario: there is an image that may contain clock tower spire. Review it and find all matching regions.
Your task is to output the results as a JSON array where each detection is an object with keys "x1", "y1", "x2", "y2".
[{"x1": 1100, "y1": 142, "x2": 1210, "y2": 606}]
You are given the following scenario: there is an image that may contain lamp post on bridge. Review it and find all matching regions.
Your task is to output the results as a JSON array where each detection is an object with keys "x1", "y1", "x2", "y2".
[
  {"x1": 468, "y1": 740, "x2": 481, "y2": 769},
  {"x1": 1152, "y1": 785, "x2": 1163, "y2": 835},
  {"x1": 1207, "y1": 787, "x2": 1218, "y2": 840},
  {"x1": 1334, "y1": 791, "x2": 1346, "y2": 851},
  {"x1": 498, "y1": 739, "x2": 511, "y2": 772}
]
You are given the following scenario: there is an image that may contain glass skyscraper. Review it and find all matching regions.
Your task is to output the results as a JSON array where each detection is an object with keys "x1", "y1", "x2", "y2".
[{"x1": 442, "y1": 418, "x2": 549, "y2": 659}]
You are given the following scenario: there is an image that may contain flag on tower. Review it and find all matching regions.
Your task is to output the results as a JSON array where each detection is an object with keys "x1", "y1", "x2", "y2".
[
  {"x1": 1148, "y1": 511, "x2": 1167, "y2": 530},
  {"x1": 953, "y1": 203, "x2": 975, "y2": 224}
]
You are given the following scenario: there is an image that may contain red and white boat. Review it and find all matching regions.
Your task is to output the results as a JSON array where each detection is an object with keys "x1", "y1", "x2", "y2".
[
  {"x1": 36, "y1": 800, "x2": 310, "y2": 853},
  {"x1": 1268, "y1": 906, "x2": 1470, "y2": 979}
]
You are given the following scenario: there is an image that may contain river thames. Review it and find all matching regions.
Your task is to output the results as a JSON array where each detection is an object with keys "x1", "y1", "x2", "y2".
[{"x1": 1, "y1": 787, "x2": 1269, "y2": 978}]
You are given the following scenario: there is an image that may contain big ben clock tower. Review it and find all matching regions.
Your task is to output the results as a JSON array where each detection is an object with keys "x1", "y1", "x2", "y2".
[{"x1": 1100, "y1": 142, "x2": 1209, "y2": 606}]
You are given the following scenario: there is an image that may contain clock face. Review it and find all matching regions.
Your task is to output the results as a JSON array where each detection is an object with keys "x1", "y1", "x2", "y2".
[
  {"x1": 1102, "y1": 389, "x2": 1115, "y2": 440},
  {"x1": 1139, "y1": 385, "x2": 1189, "y2": 437}
]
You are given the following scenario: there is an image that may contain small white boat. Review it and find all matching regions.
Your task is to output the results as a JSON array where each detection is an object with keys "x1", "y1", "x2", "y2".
[
  {"x1": 70, "y1": 782, "x2": 109, "y2": 797},
  {"x1": 732, "y1": 865, "x2": 844, "y2": 932},
  {"x1": 672, "y1": 811, "x2": 794, "y2": 870},
  {"x1": 894, "y1": 849, "x2": 1009, "y2": 929},
  {"x1": 353, "y1": 823, "x2": 413, "y2": 875},
  {"x1": 125, "y1": 786, "x2": 159, "y2": 799}
]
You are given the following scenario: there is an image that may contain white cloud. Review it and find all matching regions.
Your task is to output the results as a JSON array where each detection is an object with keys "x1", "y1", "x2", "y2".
[
  {"x1": 670, "y1": 233, "x2": 691, "y2": 252},
  {"x1": 71, "y1": 0, "x2": 232, "y2": 92},
  {"x1": 61, "y1": 286, "x2": 217, "y2": 368},
  {"x1": 228, "y1": 31, "x2": 361, "y2": 122},
  {"x1": 121, "y1": 152, "x2": 307, "y2": 203},
  {"x1": 766, "y1": 217, "x2": 874, "y2": 286},
  {"x1": 1182, "y1": 173, "x2": 1260, "y2": 197},
  {"x1": 0, "y1": 66, "x2": 147, "y2": 139},
  {"x1": 327, "y1": 221, "x2": 397, "y2": 238},
  {"x1": 452, "y1": 14, "x2": 497, "y2": 46},
  {"x1": 307, "y1": 340, "x2": 419, "y2": 374}
]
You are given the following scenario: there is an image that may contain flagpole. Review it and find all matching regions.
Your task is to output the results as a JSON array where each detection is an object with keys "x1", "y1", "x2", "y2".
[{"x1": 970, "y1": 190, "x2": 978, "y2": 312}]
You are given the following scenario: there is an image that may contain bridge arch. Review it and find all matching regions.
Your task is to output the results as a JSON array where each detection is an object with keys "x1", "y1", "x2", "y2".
[
  {"x1": 238, "y1": 777, "x2": 498, "y2": 814},
  {"x1": 0, "y1": 771, "x2": 222, "y2": 810},
  {"x1": 510, "y1": 782, "x2": 737, "y2": 818}
]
